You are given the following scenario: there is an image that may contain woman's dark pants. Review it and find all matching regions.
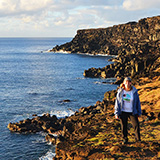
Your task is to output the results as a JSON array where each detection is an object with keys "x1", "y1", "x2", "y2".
[{"x1": 120, "y1": 111, "x2": 141, "y2": 141}]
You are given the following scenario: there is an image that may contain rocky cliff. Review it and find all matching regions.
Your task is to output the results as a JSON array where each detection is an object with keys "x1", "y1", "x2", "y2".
[
  {"x1": 51, "y1": 15, "x2": 160, "y2": 81},
  {"x1": 51, "y1": 16, "x2": 160, "y2": 56}
]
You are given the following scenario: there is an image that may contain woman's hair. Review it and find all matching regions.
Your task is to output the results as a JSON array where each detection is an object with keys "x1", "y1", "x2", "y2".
[{"x1": 120, "y1": 83, "x2": 125, "y2": 89}]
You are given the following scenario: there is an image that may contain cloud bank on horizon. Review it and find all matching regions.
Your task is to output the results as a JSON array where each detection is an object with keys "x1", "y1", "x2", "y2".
[{"x1": 0, "y1": 0, "x2": 159, "y2": 37}]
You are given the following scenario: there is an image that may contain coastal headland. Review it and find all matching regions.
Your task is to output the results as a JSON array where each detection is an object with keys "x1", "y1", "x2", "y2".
[
  {"x1": 51, "y1": 15, "x2": 160, "y2": 82},
  {"x1": 8, "y1": 15, "x2": 160, "y2": 159}
]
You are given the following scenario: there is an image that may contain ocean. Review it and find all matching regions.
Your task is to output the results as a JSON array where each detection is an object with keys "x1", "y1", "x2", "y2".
[{"x1": 0, "y1": 38, "x2": 117, "y2": 160}]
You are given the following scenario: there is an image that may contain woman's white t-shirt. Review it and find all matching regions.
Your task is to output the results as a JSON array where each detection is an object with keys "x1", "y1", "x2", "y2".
[{"x1": 122, "y1": 90, "x2": 133, "y2": 113}]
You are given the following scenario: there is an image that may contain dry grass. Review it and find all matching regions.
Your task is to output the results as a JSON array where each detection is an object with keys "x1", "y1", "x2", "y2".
[{"x1": 136, "y1": 75, "x2": 160, "y2": 112}]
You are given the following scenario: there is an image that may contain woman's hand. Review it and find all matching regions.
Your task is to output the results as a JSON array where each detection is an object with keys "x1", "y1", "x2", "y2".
[{"x1": 115, "y1": 115, "x2": 119, "y2": 119}]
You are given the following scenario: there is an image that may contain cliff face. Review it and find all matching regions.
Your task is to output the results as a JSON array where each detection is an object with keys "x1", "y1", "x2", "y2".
[
  {"x1": 51, "y1": 15, "x2": 160, "y2": 55},
  {"x1": 51, "y1": 15, "x2": 160, "y2": 81}
]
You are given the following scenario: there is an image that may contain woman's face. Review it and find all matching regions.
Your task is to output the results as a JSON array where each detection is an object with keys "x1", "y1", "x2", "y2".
[{"x1": 124, "y1": 80, "x2": 132, "y2": 90}]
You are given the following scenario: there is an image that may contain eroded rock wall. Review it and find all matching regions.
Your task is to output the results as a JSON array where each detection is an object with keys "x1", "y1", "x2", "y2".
[{"x1": 51, "y1": 16, "x2": 160, "y2": 56}]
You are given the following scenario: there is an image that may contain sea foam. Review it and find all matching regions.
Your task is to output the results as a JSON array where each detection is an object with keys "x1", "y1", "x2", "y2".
[{"x1": 39, "y1": 150, "x2": 56, "y2": 160}]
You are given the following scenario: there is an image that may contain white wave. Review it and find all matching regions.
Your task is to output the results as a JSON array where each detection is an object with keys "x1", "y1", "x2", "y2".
[
  {"x1": 32, "y1": 138, "x2": 46, "y2": 144},
  {"x1": 105, "y1": 78, "x2": 117, "y2": 82},
  {"x1": 50, "y1": 109, "x2": 75, "y2": 118},
  {"x1": 10, "y1": 108, "x2": 75, "y2": 124},
  {"x1": 50, "y1": 49, "x2": 118, "y2": 57},
  {"x1": 93, "y1": 78, "x2": 117, "y2": 85},
  {"x1": 39, "y1": 150, "x2": 56, "y2": 160},
  {"x1": 76, "y1": 77, "x2": 85, "y2": 80},
  {"x1": 76, "y1": 52, "x2": 114, "y2": 57},
  {"x1": 50, "y1": 50, "x2": 71, "y2": 54}
]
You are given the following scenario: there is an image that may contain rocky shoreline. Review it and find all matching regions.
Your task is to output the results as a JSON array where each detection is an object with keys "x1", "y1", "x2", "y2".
[
  {"x1": 8, "y1": 15, "x2": 160, "y2": 159},
  {"x1": 8, "y1": 85, "x2": 160, "y2": 159}
]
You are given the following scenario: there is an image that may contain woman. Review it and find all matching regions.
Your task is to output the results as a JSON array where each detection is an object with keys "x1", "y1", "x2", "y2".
[{"x1": 114, "y1": 77, "x2": 141, "y2": 144}]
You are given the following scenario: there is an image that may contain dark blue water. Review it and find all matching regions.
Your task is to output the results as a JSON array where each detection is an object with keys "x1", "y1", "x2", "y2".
[{"x1": 0, "y1": 38, "x2": 117, "y2": 160}]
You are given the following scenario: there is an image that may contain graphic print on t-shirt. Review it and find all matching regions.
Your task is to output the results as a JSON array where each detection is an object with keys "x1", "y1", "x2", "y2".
[{"x1": 123, "y1": 93, "x2": 131, "y2": 102}]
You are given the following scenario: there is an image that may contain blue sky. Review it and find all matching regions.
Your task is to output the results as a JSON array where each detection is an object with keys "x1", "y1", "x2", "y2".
[{"x1": 0, "y1": 0, "x2": 159, "y2": 37}]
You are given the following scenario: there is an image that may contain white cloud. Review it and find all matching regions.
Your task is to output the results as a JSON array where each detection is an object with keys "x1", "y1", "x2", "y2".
[
  {"x1": 0, "y1": 0, "x2": 159, "y2": 37},
  {"x1": 0, "y1": 0, "x2": 123, "y2": 17},
  {"x1": 123, "y1": 0, "x2": 160, "y2": 11},
  {"x1": 20, "y1": 0, "x2": 52, "y2": 10},
  {"x1": 0, "y1": 0, "x2": 52, "y2": 16},
  {"x1": 21, "y1": 16, "x2": 32, "y2": 23}
]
